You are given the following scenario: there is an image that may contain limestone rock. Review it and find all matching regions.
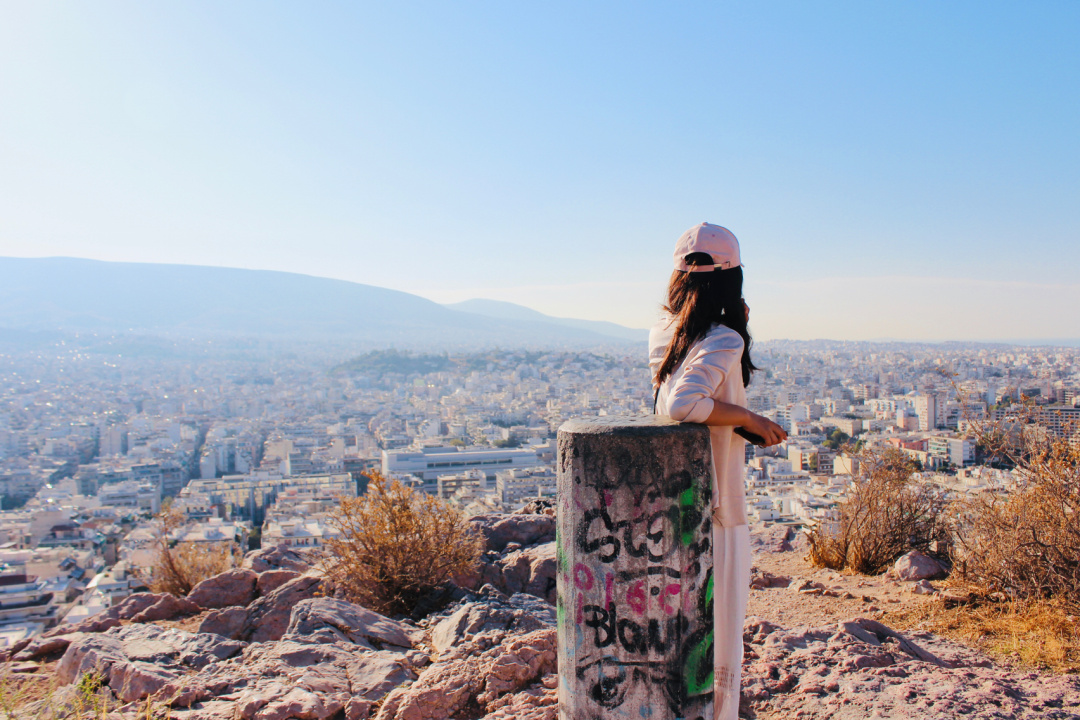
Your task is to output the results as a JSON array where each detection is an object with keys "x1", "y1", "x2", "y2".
[
  {"x1": 56, "y1": 624, "x2": 245, "y2": 703},
  {"x1": 242, "y1": 572, "x2": 324, "y2": 643},
  {"x1": 37, "y1": 592, "x2": 189, "y2": 641},
  {"x1": 199, "y1": 606, "x2": 249, "y2": 640},
  {"x1": 13, "y1": 633, "x2": 84, "y2": 662},
  {"x1": 283, "y1": 598, "x2": 414, "y2": 650},
  {"x1": 130, "y1": 593, "x2": 201, "y2": 622},
  {"x1": 162, "y1": 639, "x2": 413, "y2": 718},
  {"x1": 187, "y1": 568, "x2": 259, "y2": 609},
  {"x1": 375, "y1": 627, "x2": 556, "y2": 720},
  {"x1": 492, "y1": 542, "x2": 556, "y2": 603},
  {"x1": 430, "y1": 589, "x2": 554, "y2": 656},
  {"x1": 893, "y1": 550, "x2": 947, "y2": 581},
  {"x1": 257, "y1": 569, "x2": 300, "y2": 596},
  {"x1": 469, "y1": 513, "x2": 554, "y2": 553},
  {"x1": 481, "y1": 675, "x2": 558, "y2": 720},
  {"x1": 242, "y1": 544, "x2": 312, "y2": 573},
  {"x1": 104, "y1": 592, "x2": 168, "y2": 621}
]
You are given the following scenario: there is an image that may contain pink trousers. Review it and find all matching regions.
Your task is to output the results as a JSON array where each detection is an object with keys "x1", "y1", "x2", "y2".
[{"x1": 712, "y1": 523, "x2": 751, "y2": 720}]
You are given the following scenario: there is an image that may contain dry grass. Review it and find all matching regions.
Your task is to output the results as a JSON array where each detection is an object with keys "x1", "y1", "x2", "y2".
[
  {"x1": 808, "y1": 446, "x2": 951, "y2": 574},
  {"x1": 887, "y1": 591, "x2": 1080, "y2": 674},
  {"x1": 0, "y1": 667, "x2": 173, "y2": 720},
  {"x1": 321, "y1": 471, "x2": 484, "y2": 616}
]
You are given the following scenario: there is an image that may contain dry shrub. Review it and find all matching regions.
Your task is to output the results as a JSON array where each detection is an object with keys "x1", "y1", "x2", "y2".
[
  {"x1": 322, "y1": 471, "x2": 483, "y2": 616},
  {"x1": 808, "y1": 446, "x2": 951, "y2": 574},
  {"x1": 140, "y1": 508, "x2": 242, "y2": 596},
  {"x1": 954, "y1": 416, "x2": 1080, "y2": 611}
]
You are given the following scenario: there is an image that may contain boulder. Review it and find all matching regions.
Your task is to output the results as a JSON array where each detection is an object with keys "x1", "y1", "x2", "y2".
[
  {"x1": 284, "y1": 598, "x2": 414, "y2": 649},
  {"x1": 43, "y1": 615, "x2": 121, "y2": 641},
  {"x1": 469, "y1": 514, "x2": 555, "y2": 552},
  {"x1": 242, "y1": 573, "x2": 324, "y2": 643},
  {"x1": 242, "y1": 544, "x2": 311, "y2": 573},
  {"x1": 13, "y1": 633, "x2": 84, "y2": 662},
  {"x1": 56, "y1": 624, "x2": 245, "y2": 703},
  {"x1": 131, "y1": 593, "x2": 201, "y2": 622},
  {"x1": 493, "y1": 542, "x2": 556, "y2": 603},
  {"x1": 374, "y1": 627, "x2": 556, "y2": 720},
  {"x1": 38, "y1": 592, "x2": 180, "y2": 639},
  {"x1": 257, "y1": 569, "x2": 300, "y2": 596},
  {"x1": 893, "y1": 550, "x2": 947, "y2": 581},
  {"x1": 162, "y1": 639, "x2": 414, "y2": 718},
  {"x1": 106, "y1": 592, "x2": 169, "y2": 621},
  {"x1": 430, "y1": 589, "x2": 554, "y2": 656},
  {"x1": 187, "y1": 568, "x2": 259, "y2": 610},
  {"x1": 199, "y1": 606, "x2": 249, "y2": 640}
]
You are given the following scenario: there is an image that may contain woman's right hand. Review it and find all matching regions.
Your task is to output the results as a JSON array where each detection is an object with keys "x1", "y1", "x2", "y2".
[{"x1": 743, "y1": 412, "x2": 787, "y2": 446}]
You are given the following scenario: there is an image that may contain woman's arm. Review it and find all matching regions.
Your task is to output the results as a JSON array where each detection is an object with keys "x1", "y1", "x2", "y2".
[{"x1": 704, "y1": 401, "x2": 788, "y2": 447}]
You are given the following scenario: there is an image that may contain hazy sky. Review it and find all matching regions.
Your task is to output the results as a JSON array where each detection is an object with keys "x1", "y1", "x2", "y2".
[{"x1": 2, "y1": 2, "x2": 1078, "y2": 341}]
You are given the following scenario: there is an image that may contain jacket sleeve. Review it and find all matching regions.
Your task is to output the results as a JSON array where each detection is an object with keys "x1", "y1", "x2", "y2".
[{"x1": 666, "y1": 330, "x2": 744, "y2": 423}]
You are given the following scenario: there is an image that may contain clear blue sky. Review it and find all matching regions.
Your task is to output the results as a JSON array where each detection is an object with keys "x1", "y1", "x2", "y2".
[{"x1": 2, "y1": 2, "x2": 1078, "y2": 340}]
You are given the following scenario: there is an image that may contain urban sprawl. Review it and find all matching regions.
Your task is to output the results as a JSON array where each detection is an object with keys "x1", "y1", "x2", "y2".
[{"x1": 0, "y1": 340, "x2": 1077, "y2": 648}]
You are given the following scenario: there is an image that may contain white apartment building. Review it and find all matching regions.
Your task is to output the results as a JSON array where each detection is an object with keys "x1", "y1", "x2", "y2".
[
  {"x1": 927, "y1": 435, "x2": 976, "y2": 467},
  {"x1": 436, "y1": 469, "x2": 487, "y2": 500},
  {"x1": 0, "y1": 564, "x2": 58, "y2": 636},
  {"x1": 181, "y1": 472, "x2": 354, "y2": 521},
  {"x1": 494, "y1": 466, "x2": 556, "y2": 511},
  {"x1": 382, "y1": 446, "x2": 544, "y2": 490},
  {"x1": 262, "y1": 517, "x2": 339, "y2": 549},
  {"x1": 98, "y1": 479, "x2": 160, "y2": 514}
]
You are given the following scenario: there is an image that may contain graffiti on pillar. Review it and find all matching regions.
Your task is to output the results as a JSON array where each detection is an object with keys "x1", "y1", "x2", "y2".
[{"x1": 557, "y1": 465, "x2": 713, "y2": 718}]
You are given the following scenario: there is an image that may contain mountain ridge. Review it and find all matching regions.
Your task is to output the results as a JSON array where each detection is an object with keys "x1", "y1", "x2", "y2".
[{"x1": 0, "y1": 257, "x2": 643, "y2": 349}]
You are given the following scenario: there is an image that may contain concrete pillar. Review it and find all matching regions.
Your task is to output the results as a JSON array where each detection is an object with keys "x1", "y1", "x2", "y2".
[{"x1": 556, "y1": 416, "x2": 714, "y2": 720}]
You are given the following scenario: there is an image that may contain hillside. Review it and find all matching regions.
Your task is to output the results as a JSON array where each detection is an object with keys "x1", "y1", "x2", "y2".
[
  {"x1": 3, "y1": 514, "x2": 1078, "y2": 719},
  {"x1": 443, "y1": 299, "x2": 648, "y2": 342},
  {"x1": 0, "y1": 258, "x2": 642, "y2": 349}
]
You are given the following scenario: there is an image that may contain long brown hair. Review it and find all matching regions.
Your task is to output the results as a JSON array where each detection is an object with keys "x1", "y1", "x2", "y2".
[{"x1": 654, "y1": 253, "x2": 758, "y2": 388}]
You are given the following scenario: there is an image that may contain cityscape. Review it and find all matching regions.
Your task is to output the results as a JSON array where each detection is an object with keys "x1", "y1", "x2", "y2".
[{"x1": 0, "y1": 336, "x2": 1076, "y2": 648}]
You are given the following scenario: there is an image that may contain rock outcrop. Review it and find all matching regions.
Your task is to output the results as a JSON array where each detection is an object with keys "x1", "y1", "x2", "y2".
[
  {"x1": 283, "y1": 598, "x2": 414, "y2": 650},
  {"x1": 187, "y1": 568, "x2": 259, "y2": 609},
  {"x1": 469, "y1": 513, "x2": 554, "y2": 552},
  {"x1": 56, "y1": 624, "x2": 245, "y2": 703},
  {"x1": 464, "y1": 511, "x2": 557, "y2": 604},
  {"x1": 10, "y1": 523, "x2": 1080, "y2": 720},
  {"x1": 375, "y1": 629, "x2": 556, "y2": 720},
  {"x1": 242, "y1": 544, "x2": 313, "y2": 574}
]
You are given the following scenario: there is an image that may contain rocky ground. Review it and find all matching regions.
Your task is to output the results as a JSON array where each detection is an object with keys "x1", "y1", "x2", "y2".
[
  {"x1": 0, "y1": 510, "x2": 1076, "y2": 719},
  {"x1": 742, "y1": 524, "x2": 1080, "y2": 719}
]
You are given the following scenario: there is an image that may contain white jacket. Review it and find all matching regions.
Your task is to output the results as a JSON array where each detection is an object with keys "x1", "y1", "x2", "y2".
[{"x1": 649, "y1": 316, "x2": 748, "y2": 528}]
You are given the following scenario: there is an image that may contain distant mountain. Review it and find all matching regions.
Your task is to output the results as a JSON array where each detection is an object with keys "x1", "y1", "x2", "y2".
[
  {"x1": 0, "y1": 257, "x2": 639, "y2": 349},
  {"x1": 445, "y1": 299, "x2": 649, "y2": 342}
]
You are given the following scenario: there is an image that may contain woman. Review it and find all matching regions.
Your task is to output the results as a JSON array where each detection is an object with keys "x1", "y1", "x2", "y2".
[{"x1": 649, "y1": 222, "x2": 787, "y2": 720}]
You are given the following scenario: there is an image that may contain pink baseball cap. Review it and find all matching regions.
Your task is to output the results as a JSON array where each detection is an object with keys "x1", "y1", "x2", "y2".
[{"x1": 673, "y1": 222, "x2": 743, "y2": 272}]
